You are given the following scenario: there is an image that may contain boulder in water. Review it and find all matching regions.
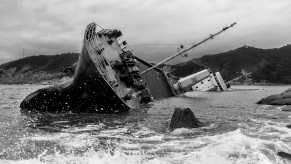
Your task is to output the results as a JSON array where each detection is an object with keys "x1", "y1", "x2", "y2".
[
  {"x1": 169, "y1": 108, "x2": 202, "y2": 130},
  {"x1": 257, "y1": 88, "x2": 291, "y2": 105},
  {"x1": 277, "y1": 151, "x2": 291, "y2": 160}
]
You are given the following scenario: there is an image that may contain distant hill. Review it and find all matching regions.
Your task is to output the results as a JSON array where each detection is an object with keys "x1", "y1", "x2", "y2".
[
  {"x1": 1, "y1": 45, "x2": 291, "y2": 84},
  {"x1": 171, "y1": 45, "x2": 291, "y2": 84},
  {"x1": 0, "y1": 53, "x2": 79, "y2": 84},
  {"x1": 0, "y1": 53, "x2": 79, "y2": 73}
]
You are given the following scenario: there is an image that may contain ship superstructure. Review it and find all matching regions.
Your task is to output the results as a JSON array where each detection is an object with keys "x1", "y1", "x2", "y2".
[{"x1": 84, "y1": 23, "x2": 151, "y2": 109}]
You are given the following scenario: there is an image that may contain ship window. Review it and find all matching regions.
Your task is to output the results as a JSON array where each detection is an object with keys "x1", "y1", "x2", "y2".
[
  {"x1": 201, "y1": 81, "x2": 203, "y2": 84},
  {"x1": 196, "y1": 86, "x2": 198, "y2": 88}
]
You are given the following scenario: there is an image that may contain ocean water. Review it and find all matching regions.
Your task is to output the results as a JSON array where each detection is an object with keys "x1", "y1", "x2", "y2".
[{"x1": 0, "y1": 84, "x2": 291, "y2": 164}]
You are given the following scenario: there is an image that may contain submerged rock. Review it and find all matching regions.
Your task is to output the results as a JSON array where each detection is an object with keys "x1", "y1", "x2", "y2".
[
  {"x1": 277, "y1": 151, "x2": 291, "y2": 160},
  {"x1": 281, "y1": 107, "x2": 291, "y2": 112},
  {"x1": 257, "y1": 88, "x2": 291, "y2": 105},
  {"x1": 169, "y1": 108, "x2": 202, "y2": 130}
]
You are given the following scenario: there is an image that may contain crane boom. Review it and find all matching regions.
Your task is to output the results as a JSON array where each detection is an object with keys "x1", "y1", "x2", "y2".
[{"x1": 140, "y1": 22, "x2": 237, "y2": 75}]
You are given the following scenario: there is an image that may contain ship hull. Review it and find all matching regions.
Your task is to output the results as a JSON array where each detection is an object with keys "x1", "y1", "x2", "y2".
[
  {"x1": 20, "y1": 44, "x2": 131, "y2": 113},
  {"x1": 20, "y1": 23, "x2": 136, "y2": 113}
]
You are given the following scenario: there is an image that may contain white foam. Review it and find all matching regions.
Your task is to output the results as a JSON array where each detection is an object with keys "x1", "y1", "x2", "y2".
[
  {"x1": 14, "y1": 113, "x2": 291, "y2": 164},
  {"x1": 4, "y1": 127, "x2": 291, "y2": 164},
  {"x1": 62, "y1": 123, "x2": 105, "y2": 133},
  {"x1": 171, "y1": 128, "x2": 193, "y2": 135},
  {"x1": 0, "y1": 149, "x2": 165, "y2": 164},
  {"x1": 188, "y1": 130, "x2": 274, "y2": 164},
  {"x1": 154, "y1": 129, "x2": 287, "y2": 164},
  {"x1": 23, "y1": 132, "x2": 97, "y2": 149},
  {"x1": 0, "y1": 159, "x2": 45, "y2": 164}
]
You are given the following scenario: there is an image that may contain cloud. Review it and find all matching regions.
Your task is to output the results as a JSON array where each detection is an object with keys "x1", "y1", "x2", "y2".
[{"x1": 0, "y1": 0, "x2": 291, "y2": 63}]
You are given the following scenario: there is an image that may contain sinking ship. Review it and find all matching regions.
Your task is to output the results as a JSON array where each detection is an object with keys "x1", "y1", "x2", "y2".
[{"x1": 20, "y1": 22, "x2": 236, "y2": 113}]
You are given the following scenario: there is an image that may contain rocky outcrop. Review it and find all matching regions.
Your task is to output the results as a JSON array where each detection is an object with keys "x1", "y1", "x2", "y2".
[
  {"x1": 277, "y1": 151, "x2": 291, "y2": 160},
  {"x1": 169, "y1": 108, "x2": 202, "y2": 130},
  {"x1": 257, "y1": 88, "x2": 291, "y2": 105}
]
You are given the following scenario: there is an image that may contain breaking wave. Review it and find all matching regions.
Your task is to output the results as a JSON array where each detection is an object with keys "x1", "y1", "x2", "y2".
[
  {"x1": 2, "y1": 119, "x2": 291, "y2": 164},
  {"x1": 1, "y1": 85, "x2": 291, "y2": 164}
]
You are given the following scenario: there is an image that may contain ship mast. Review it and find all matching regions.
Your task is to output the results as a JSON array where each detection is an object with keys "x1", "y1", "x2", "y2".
[{"x1": 140, "y1": 22, "x2": 237, "y2": 75}]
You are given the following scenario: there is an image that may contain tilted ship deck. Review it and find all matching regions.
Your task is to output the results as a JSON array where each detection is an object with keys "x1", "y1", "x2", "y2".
[
  {"x1": 82, "y1": 23, "x2": 156, "y2": 110},
  {"x1": 20, "y1": 23, "x2": 176, "y2": 113}
]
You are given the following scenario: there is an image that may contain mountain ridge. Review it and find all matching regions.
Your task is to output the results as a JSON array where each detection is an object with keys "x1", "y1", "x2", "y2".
[{"x1": 1, "y1": 45, "x2": 291, "y2": 84}]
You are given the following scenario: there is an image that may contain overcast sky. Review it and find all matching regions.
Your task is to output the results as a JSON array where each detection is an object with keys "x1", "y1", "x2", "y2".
[{"x1": 0, "y1": 0, "x2": 291, "y2": 63}]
